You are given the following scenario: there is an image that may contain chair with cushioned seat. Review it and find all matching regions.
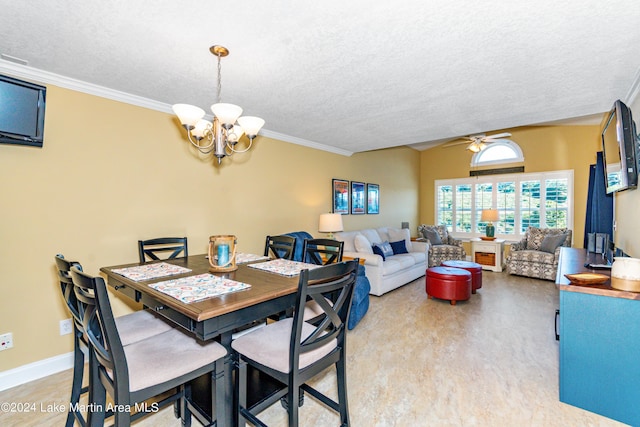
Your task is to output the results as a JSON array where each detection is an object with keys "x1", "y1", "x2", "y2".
[
  {"x1": 138, "y1": 237, "x2": 188, "y2": 263},
  {"x1": 70, "y1": 266, "x2": 227, "y2": 427},
  {"x1": 264, "y1": 235, "x2": 297, "y2": 260},
  {"x1": 232, "y1": 260, "x2": 358, "y2": 426},
  {"x1": 417, "y1": 224, "x2": 466, "y2": 267},
  {"x1": 283, "y1": 232, "x2": 369, "y2": 329},
  {"x1": 506, "y1": 226, "x2": 572, "y2": 281},
  {"x1": 55, "y1": 254, "x2": 175, "y2": 427},
  {"x1": 300, "y1": 238, "x2": 345, "y2": 324},
  {"x1": 301, "y1": 238, "x2": 344, "y2": 265}
]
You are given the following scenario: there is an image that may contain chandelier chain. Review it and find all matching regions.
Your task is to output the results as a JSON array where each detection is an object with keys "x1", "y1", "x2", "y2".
[{"x1": 172, "y1": 44, "x2": 264, "y2": 165}]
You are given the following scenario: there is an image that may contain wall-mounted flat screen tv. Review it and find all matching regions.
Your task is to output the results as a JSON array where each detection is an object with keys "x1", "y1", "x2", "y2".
[
  {"x1": 601, "y1": 99, "x2": 638, "y2": 194},
  {"x1": 0, "y1": 74, "x2": 46, "y2": 148}
]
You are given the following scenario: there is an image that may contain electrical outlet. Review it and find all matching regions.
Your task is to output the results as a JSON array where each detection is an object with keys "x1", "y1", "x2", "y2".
[
  {"x1": 59, "y1": 319, "x2": 73, "y2": 336},
  {"x1": 0, "y1": 332, "x2": 13, "y2": 351}
]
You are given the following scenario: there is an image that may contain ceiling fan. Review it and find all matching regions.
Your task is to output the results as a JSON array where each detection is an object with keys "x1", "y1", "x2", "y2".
[{"x1": 443, "y1": 132, "x2": 512, "y2": 152}]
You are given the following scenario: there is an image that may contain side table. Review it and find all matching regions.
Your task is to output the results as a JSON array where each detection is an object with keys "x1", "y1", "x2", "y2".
[{"x1": 471, "y1": 238, "x2": 505, "y2": 272}]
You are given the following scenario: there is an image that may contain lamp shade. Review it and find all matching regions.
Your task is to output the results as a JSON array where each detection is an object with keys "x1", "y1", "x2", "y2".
[
  {"x1": 481, "y1": 209, "x2": 499, "y2": 222},
  {"x1": 191, "y1": 119, "x2": 212, "y2": 139},
  {"x1": 237, "y1": 116, "x2": 265, "y2": 137},
  {"x1": 211, "y1": 103, "x2": 243, "y2": 126},
  {"x1": 172, "y1": 104, "x2": 206, "y2": 128},
  {"x1": 318, "y1": 213, "x2": 344, "y2": 233}
]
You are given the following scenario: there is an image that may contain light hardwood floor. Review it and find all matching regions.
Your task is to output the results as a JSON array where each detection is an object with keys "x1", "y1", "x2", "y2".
[{"x1": 0, "y1": 271, "x2": 628, "y2": 426}]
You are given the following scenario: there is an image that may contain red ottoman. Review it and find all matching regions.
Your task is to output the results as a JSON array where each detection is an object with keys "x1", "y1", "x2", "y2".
[
  {"x1": 426, "y1": 266, "x2": 471, "y2": 305},
  {"x1": 441, "y1": 260, "x2": 483, "y2": 294}
]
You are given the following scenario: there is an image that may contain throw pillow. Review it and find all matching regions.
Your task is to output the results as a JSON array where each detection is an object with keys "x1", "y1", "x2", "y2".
[
  {"x1": 372, "y1": 241, "x2": 394, "y2": 260},
  {"x1": 379, "y1": 241, "x2": 394, "y2": 258},
  {"x1": 372, "y1": 244, "x2": 386, "y2": 261},
  {"x1": 435, "y1": 225, "x2": 449, "y2": 243},
  {"x1": 424, "y1": 229, "x2": 442, "y2": 245},
  {"x1": 526, "y1": 227, "x2": 545, "y2": 250},
  {"x1": 388, "y1": 228, "x2": 412, "y2": 252},
  {"x1": 354, "y1": 234, "x2": 373, "y2": 254},
  {"x1": 539, "y1": 233, "x2": 568, "y2": 253},
  {"x1": 390, "y1": 240, "x2": 408, "y2": 254}
]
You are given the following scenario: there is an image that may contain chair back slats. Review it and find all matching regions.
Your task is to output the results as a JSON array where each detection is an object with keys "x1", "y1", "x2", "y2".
[
  {"x1": 264, "y1": 235, "x2": 297, "y2": 260},
  {"x1": 301, "y1": 238, "x2": 344, "y2": 265},
  {"x1": 138, "y1": 237, "x2": 188, "y2": 263},
  {"x1": 55, "y1": 254, "x2": 85, "y2": 332},
  {"x1": 55, "y1": 254, "x2": 91, "y2": 427},
  {"x1": 70, "y1": 267, "x2": 127, "y2": 387},
  {"x1": 291, "y1": 260, "x2": 358, "y2": 365}
]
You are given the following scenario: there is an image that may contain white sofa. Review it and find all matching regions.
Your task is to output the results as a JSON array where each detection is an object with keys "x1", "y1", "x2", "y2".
[{"x1": 334, "y1": 227, "x2": 429, "y2": 296}]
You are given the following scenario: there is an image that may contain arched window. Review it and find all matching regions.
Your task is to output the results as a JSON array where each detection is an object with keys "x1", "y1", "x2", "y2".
[{"x1": 471, "y1": 140, "x2": 524, "y2": 167}]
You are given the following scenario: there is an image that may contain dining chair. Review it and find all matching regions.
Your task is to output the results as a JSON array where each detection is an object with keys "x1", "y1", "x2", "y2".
[
  {"x1": 138, "y1": 237, "x2": 188, "y2": 263},
  {"x1": 301, "y1": 238, "x2": 344, "y2": 265},
  {"x1": 300, "y1": 239, "x2": 345, "y2": 323},
  {"x1": 232, "y1": 259, "x2": 359, "y2": 426},
  {"x1": 264, "y1": 235, "x2": 297, "y2": 260},
  {"x1": 69, "y1": 266, "x2": 227, "y2": 427},
  {"x1": 55, "y1": 254, "x2": 175, "y2": 427}
]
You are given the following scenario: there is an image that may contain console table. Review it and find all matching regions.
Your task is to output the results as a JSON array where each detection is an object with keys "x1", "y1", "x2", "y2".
[{"x1": 556, "y1": 248, "x2": 640, "y2": 426}]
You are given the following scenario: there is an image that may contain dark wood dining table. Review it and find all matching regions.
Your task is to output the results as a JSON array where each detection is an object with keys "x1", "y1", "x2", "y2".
[{"x1": 100, "y1": 254, "x2": 301, "y2": 427}]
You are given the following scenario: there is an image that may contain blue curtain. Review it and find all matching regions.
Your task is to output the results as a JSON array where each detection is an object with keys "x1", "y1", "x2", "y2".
[{"x1": 583, "y1": 151, "x2": 613, "y2": 248}]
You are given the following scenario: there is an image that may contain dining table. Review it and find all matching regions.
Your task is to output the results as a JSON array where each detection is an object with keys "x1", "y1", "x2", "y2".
[{"x1": 100, "y1": 254, "x2": 305, "y2": 427}]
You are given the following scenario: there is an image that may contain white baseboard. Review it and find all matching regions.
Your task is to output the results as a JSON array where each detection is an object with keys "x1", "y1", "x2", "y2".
[{"x1": 0, "y1": 352, "x2": 74, "y2": 392}]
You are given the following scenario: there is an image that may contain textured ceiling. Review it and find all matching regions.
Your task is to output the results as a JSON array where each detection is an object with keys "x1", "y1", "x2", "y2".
[{"x1": 1, "y1": 0, "x2": 639, "y2": 154}]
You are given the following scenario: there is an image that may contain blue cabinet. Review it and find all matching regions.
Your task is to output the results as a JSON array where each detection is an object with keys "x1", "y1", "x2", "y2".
[{"x1": 559, "y1": 289, "x2": 640, "y2": 425}]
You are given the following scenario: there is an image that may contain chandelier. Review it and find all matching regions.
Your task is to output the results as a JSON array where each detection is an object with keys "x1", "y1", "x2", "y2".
[{"x1": 172, "y1": 45, "x2": 265, "y2": 164}]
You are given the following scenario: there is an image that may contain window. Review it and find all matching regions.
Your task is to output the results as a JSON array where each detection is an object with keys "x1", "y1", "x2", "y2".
[
  {"x1": 436, "y1": 185, "x2": 453, "y2": 228},
  {"x1": 435, "y1": 170, "x2": 573, "y2": 240},
  {"x1": 455, "y1": 184, "x2": 472, "y2": 232},
  {"x1": 471, "y1": 140, "x2": 524, "y2": 167}
]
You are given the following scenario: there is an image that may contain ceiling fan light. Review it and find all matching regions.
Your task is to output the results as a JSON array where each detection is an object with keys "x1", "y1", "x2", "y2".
[
  {"x1": 173, "y1": 104, "x2": 206, "y2": 128},
  {"x1": 211, "y1": 103, "x2": 243, "y2": 127},
  {"x1": 468, "y1": 143, "x2": 481, "y2": 153},
  {"x1": 237, "y1": 116, "x2": 265, "y2": 137}
]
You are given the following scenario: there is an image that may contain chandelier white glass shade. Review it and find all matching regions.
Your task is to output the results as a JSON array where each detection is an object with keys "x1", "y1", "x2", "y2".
[{"x1": 172, "y1": 45, "x2": 265, "y2": 164}]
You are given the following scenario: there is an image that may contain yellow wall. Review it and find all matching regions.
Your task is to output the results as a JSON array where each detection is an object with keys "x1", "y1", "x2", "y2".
[
  {"x1": 0, "y1": 85, "x2": 421, "y2": 371},
  {"x1": 419, "y1": 125, "x2": 604, "y2": 249}
]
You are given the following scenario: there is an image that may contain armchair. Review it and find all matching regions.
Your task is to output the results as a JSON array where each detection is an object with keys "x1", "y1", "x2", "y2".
[
  {"x1": 417, "y1": 224, "x2": 466, "y2": 267},
  {"x1": 506, "y1": 226, "x2": 572, "y2": 281}
]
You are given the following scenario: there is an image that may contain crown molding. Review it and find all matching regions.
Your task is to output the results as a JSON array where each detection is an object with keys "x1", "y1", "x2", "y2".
[
  {"x1": 0, "y1": 60, "x2": 352, "y2": 157},
  {"x1": 624, "y1": 65, "x2": 640, "y2": 107},
  {"x1": 259, "y1": 129, "x2": 353, "y2": 156}
]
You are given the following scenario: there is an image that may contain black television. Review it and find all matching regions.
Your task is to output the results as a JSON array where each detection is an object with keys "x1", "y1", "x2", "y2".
[
  {"x1": 0, "y1": 74, "x2": 46, "y2": 147},
  {"x1": 601, "y1": 99, "x2": 638, "y2": 194}
]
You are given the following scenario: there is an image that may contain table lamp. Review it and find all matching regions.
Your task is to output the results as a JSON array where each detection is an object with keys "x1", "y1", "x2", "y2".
[
  {"x1": 481, "y1": 209, "x2": 499, "y2": 238},
  {"x1": 318, "y1": 213, "x2": 344, "y2": 238}
]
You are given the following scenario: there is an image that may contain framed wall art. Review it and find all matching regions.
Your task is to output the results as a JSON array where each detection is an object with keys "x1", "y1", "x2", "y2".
[
  {"x1": 332, "y1": 178, "x2": 349, "y2": 214},
  {"x1": 350, "y1": 181, "x2": 365, "y2": 215},
  {"x1": 367, "y1": 183, "x2": 379, "y2": 214}
]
